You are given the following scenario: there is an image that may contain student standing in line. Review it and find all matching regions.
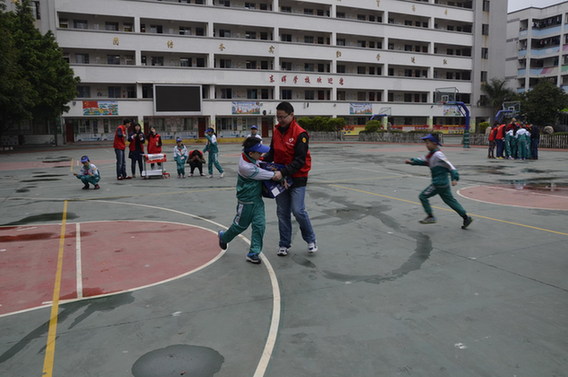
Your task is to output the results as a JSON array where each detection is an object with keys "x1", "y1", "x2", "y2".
[
  {"x1": 247, "y1": 125, "x2": 262, "y2": 141},
  {"x1": 405, "y1": 133, "x2": 473, "y2": 229},
  {"x1": 173, "y1": 137, "x2": 189, "y2": 178}
]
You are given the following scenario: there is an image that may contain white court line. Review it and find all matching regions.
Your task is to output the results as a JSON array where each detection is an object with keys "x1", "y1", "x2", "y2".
[
  {"x1": 76, "y1": 223, "x2": 83, "y2": 299},
  {"x1": 86, "y1": 201, "x2": 282, "y2": 377}
]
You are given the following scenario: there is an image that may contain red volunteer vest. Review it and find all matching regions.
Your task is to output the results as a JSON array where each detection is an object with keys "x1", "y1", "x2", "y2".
[
  {"x1": 113, "y1": 125, "x2": 126, "y2": 150},
  {"x1": 272, "y1": 120, "x2": 312, "y2": 178},
  {"x1": 147, "y1": 133, "x2": 162, "y2": 154}
]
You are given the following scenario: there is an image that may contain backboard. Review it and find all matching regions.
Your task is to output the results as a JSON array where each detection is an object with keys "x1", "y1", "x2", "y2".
[{"x1": 434, "y1": 87, "x2": 458, "y2": 104}]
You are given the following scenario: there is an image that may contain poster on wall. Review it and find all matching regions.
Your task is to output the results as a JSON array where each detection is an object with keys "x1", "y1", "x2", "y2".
[
  {"x1": 232, "y1": 102, "x2": 260, "y2": 115},
  {"x1": 83, "y1": 101, "x2": 118, "y2": 116},
  {"x1": 349, "y1": 103, "x2": 372, "y2": 115}
]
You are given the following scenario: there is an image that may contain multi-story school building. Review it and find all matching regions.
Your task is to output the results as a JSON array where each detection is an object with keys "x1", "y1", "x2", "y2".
[
  {"x1": 19, "y1": 0, "x2": 506, "y2": 142},
  {"x1": 507, "y1": 1, "x2": 568, "y2": 96}
]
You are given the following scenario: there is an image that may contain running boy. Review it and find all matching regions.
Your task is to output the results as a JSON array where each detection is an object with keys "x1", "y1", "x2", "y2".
[
  {"x1": 73, "y1": 155, "x2": 100, "y2": 190},
  {"x1": 405, "y1": 134, "x2": 473, "y2": 229},
  {"x1": 218, "y1": 137, "x2": 276, "y2": 264}
]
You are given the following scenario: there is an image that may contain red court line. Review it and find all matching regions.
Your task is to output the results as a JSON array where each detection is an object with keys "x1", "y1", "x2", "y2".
[{"x1": 0, "y1": 221, "x2": 220, "y2": 316}]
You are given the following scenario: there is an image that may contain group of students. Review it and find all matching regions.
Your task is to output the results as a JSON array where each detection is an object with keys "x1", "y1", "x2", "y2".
[{"x1": 487, "y1": 119, "x2": 540, "y2": 160}]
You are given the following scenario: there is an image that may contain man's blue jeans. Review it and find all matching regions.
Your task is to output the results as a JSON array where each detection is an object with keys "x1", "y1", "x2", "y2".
[
  {"x1": 115, "y1": 149, "x2": 126, "y2": 178},
  {"x1": 275, "y1": 185, "x2": 316, "y2": 248}
]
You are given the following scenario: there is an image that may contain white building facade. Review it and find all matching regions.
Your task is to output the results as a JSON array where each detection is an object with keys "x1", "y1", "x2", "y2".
[
  {"x1": 27, "y1": 0, "x2": 505, "y2": 141},
  {"x1": 507, "y1": 1, "x2": 568, "y2": 95}
]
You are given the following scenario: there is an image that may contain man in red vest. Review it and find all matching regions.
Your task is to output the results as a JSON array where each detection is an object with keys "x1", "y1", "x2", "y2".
[
  {"x1": 264, "y1": 102, "x2": 317, "y2": 256},
  {"x1": 113, "y1": 119, "x2": 131, "y2": 179}
]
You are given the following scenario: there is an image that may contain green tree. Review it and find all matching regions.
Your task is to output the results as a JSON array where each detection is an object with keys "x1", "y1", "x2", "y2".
[
  {"x1": 481, "y1": 78, "x2": 517, "y2": 120},
  {"x1": 14, "y1": 0, "x2": 79, "y2": 132},
  {"x1": 0, "y1": 0, "x2": 35, "y2": 134},
  {"x1": 521, "y1": 80, "x2": 568, "y2": 126}
]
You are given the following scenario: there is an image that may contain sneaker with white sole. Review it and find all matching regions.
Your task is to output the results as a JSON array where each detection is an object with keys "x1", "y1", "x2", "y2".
[
  {"x1": 220, "y1": 172, "x2": 224, "y2": 178},
  {"x1": 308, "y1": 242, "x2": 318, "y2": 253},
  {"x1": 207, "y1": 174, "x2": 213, "y2": 178},
  {"x1": 246, "y1": 252, "x2": 261, "y2": 264},
  {"x1": 277, "y1": 247, "x2": 289, "y2": 256}
]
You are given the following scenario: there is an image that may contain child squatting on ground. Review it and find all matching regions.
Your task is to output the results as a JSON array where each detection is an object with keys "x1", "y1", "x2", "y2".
[
  {"x1": 73, "y1": 155, "x2": 101, "y2": 190},
  {"x1": 405, "y1": 134, "x2": 473, "y2": 229},
  {"x1": 217, "y1": 137, "x2": 278, "y2": 264}
]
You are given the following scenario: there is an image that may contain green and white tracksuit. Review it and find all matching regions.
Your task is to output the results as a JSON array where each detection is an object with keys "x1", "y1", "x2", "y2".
[
  {"x1": 76, "y1": 163, "x2": 100, "y2": 187},
  {"x1": 220, "y1": 153, "x2": 274, "y2": 255},
  {"x1": 203, "y1": 134, "x2": 224, "y2": 175},
  {"x1": 516, "y1": 128, "x2": 531, "y2": 160},
  {"x1": 409, "y1": 149, "x2": 467, "y2": 219}
]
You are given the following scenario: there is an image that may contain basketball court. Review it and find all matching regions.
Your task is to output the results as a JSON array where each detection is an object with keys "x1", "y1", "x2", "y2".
[{"x1": 1, "y1": 141, "x2": 567, "y2": 377}]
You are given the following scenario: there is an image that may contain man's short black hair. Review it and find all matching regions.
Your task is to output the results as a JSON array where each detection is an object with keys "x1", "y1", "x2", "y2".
[
  {"x1": 123, "y1": 119, "x2": 132, "y2": 125},
  {"x1": 276, "y1": 101, "x2": 294, "y2": 114},
  {"x1": 242, "y1": 136, "x2": 261, "y2": 151}
]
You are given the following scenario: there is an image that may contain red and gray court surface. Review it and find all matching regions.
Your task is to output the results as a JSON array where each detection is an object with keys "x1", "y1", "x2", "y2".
[{"x1": 1, "y1": 142, "x2": 567, "y2": 377}]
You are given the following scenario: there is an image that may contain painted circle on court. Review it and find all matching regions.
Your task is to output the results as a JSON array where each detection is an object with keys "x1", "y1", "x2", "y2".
[{"x1": 0, "y1": 220, "x2": 222, "y2": 316}]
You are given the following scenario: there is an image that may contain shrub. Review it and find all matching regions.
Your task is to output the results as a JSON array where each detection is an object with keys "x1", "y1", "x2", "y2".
[{"x1": 365, "y1": 120, "x2": 382, "y2": 133}]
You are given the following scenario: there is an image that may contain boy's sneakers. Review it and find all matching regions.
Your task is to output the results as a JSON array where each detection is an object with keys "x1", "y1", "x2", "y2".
[
  {"x1": 462, "y1": 216, "x2": 473, "y2": 229},
  {"x1": 218, "y1": 231, "x2": 227, "y2": 250},
  {"x1": 277, "y1": 247, "x2": 289, "y2": 256},
  {"x1": 419, "y1": 216, "x2": 437, "y2": 224},
  {"x1": 220, "y1": 172, "x2": 224, "y2": 178},
  {"x1": 246, "y1": 252, "x2": 261, "y2": 264},
  {"x1": 94, "y1": 184, "x2": 100, "y2": 190},
  {"x1": 82, "y1": 184, "x2": 89, "y2": 190},
  {"x1": 207, "y1": 175, "x2": 213, "y2": 178},
  {"x1": 308, "y1": 242, "x2": 318, "y2": 254}
]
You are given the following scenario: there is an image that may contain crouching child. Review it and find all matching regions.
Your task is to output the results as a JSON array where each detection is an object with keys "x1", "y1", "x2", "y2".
[{"x1": 74, "y1": 155, "x2": 100, "y2": 190}]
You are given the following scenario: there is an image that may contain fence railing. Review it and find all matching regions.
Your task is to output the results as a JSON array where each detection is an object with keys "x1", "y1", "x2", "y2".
[{"x1": 461, "y1": 134, "x2": 568, "y2": 149}]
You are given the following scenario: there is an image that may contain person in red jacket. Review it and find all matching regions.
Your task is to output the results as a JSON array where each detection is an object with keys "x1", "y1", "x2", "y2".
[
  {"x1": 495, "y1": 122, "x2": 507, "y2": 159},
  {"x1": 113, "y1": 119, "x2": 131, "y2": 180},
  {"x1": 263, "y1": 101, "x2": 317, "y2": 256},
  {"x1": 146, "y1": 126, "x2": 162, "y2": 169}
]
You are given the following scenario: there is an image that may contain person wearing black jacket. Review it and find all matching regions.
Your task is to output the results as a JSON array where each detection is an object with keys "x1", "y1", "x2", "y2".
[{"x1": 529, "y1": 124, "x2": 540, "y2": 160}]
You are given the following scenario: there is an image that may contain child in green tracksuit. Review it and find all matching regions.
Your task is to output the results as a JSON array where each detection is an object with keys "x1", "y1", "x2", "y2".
[
  {"x1": 73, "y1": 155, "x2": 101, "y2": 190},
  {"x1": 218, "y1": 137, "x2": 276, "y2": 264},
  {"x1": 405, "y1": 134, "x2": 473, "y2": 229},
  {"x1": 203, "y1": 128, "x2": 224, "y2": 178}
]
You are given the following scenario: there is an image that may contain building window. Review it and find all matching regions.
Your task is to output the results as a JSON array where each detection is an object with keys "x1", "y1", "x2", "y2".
[
  {"x1": 180, "y1": 58, "x2": 192, "y2": 67},
  {"x1": 304, "y1": 63, "x2": 314, "y2": 72},
  {"x1": 281, "y1": 6, "x2": 291, "y2": 13},
  {"x1": 337, "y1": 91, "x2": 346, "y2": 100},
  {"x1": 142, "y1": 84, "x2": 153, "y2": 98},
  {"x1": 304, "y1": 8, "x2": 314, "y2": 15},
  {"x1": 281, "y1": 34, "x2": 292, "y2": 42},
  {"x1": 305, "y1": 90, "x2": 315, "y2": 100},
  {"x1": 219, "y1": 29, "x2": 231, "y2": 38},
  {"x1": 196, "y1": 27, "x2": 205, "y2": 36},
  {"x1": 337, "y1": 12, "x2": 345, "y2": 18},
  {"x1": 107, "y1": 55, "x2": 121, "y2": 65},
  {"x1": 245, "y1": 31, "x2": 257, "y2": 39},
  {"x1": 179, "y1": 26, "x2": 192, "y2": 35},
  {"x1": 482, "y1": 24, "x2": 489, "y2": 35},
  {"x1": 281, "y1": 61, "x2": 292, "y2": 70},
  {"x1": 59, "y1": 18, "x2": 69, "y2": 28},
  {"x1": 77, "y1": 86, "x2": 91, "y2": 98},
  {"x1": 247, "y1": 89, "x2": 258, "y2": 99},
  {"x1": 219, "y1": 0, "x2": 230, "y2": 6},
  {"x1": 245, "y1": 2, "x2": 256, "y2": 9},
  {"x1": 357, "y1": 66, "x2": 366, "y2": 74},
  {"x1": 481, "y1": 47, "x2": 488, "y2": 59},
  {"x1": 108, "y1": 86, "x2": 121, "y2": 98},
  {"x1": 261, "y1": 88, "x2": 269, "y2": 99},
  {"x1": 281, "y1": 89, "x2": 292, "y2": 99},
  {"x1": 304, "y1": 36, "x2": 314, "y2": 44},
  {"x1": 337, "y1": 64, "x2": 345, "y2": 73},
  {"x1": 75, "y1": 53, "x2": 89, "y2": 64},
  {"x1": 337, "y1": 38, "x2": 345, "y2": 46},
  {"x1": 220, "y1": 88, "x2": 232, "y2": 99},
  {"x1": 219, "y1": 59, "x2": 232, "y2": 68},
  {"x1": 196, "y1": 58, "x2": 206, "y2": 67},
  {"x1": 246, "y1": 60, "x2": 257, "y2": 69},
  {"x1": 123, "y1": 23, "x2": 133, "y2": 32},
  {"x1": 105, "y1": 22, "x2": 119, "y2": 31},
  {"x1": 126, "y1": 86, "x2": 136, "y2": 98},
  {"x1": 73, "y1": 20, "x2": 88, "y2": 29},
  {"x1": 481, "y1": 71, "x2": 488, "y2": 82},
  {"x1": 483, "y1": 0, "x2": 490, "y2": 11},
  {"x1": 150, "y1": 25, "x2": 163, "y2": 33},
  {"x1": 151, "y1": 56, "x2": 164, "y2": 66},
  {"x1": 260, "y1": 60, "x2": 269, "y2": 69}
]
